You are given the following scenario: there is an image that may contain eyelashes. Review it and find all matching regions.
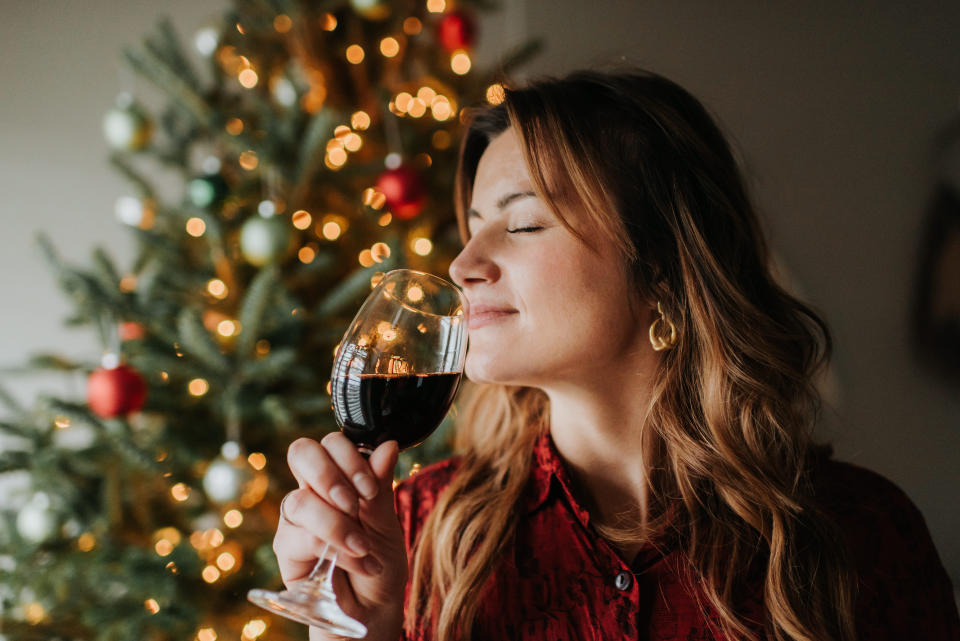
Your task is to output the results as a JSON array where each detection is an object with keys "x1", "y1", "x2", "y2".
[{"x1": 506, "y1": 226, "x2": 543, "y2": 234}]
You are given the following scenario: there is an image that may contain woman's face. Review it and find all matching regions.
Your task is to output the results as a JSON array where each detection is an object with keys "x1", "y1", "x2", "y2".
[{"x1": 448, "y1": 127, "x2": 649, "y2": 388}]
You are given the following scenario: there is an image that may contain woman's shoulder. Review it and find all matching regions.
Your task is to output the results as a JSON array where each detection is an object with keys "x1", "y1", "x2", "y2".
[
  {"x1": 810, "y1": 458, "x2": 930, "y2": 535},
  {"x1": 813, "y1": 458, "x2": 960, "y2": 638},
  {"x1": 392, "y1": 456, "x2": 463, "y2": 546}
]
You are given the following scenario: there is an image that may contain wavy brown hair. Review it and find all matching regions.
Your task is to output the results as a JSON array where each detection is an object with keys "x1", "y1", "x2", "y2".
[{"x1": 405, "y1": 66, "x2": 857, "y2": 641}]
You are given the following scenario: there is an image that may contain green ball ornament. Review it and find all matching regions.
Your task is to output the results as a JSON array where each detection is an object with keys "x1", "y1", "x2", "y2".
[
  {"x1": 188, "y1": 173, "x2": 229, "y2": 209},
  {"x1": 240, "y1": 215, "x2": 292, "y2": 266},
  {"x1": 102, "y1": 93, "x2": 153, "y2": 151}
]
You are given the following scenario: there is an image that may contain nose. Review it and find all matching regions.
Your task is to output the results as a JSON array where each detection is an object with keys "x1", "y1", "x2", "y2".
[{"x1": 448, "y1": 234, "x2": 500, "y2": 290}]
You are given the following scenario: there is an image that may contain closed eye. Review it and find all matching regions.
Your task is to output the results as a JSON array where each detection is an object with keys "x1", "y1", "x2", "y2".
[{"x1": 506, "y1": 226, "x2": 543, "y2": 234}]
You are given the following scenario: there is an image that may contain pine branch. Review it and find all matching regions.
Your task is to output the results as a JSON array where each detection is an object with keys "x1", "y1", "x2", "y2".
[
  {"x1": 151, "y1": 16, "x2": 203, "y2": 93},
  {"x1": 122, "y1": 46, "x2": 213, "y2": 128},
  {"x1": 0, "y1": 420, "x2": 37, "y2": 442},
  {"x1": 108, "y1": 153, "x2": 157, "y2": 199},
  {"x1": 237, "y1": 266, "x2": 280, "y2": 357},
  {"x1": 0, "y1": 381, "x2": 24, "y2": 414},
  {"x1": 90, "y1": 247, "x2": 124, "y2": 303},
  {"x1": 239, "y1": 347, "x2": 297, "y2": 384},
  {"x1": 176, "y1": 309, "x2": 230, "y2": 373},
  {"x1": 292, "y1": 108, "x2": 337, "y2": 203},
  {"x1": 312, "y1": 260, "x2": 396, "y2": 320}
]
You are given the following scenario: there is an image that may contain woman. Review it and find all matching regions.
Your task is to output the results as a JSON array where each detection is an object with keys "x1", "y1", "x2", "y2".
[{"x1": 273, "y1": 67, "x2": 960, "y2": 641}]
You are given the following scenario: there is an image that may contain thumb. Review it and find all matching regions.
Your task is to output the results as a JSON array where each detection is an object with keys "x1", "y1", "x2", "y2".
[
  {"x1": 363, "y1": 440, "x2": 400, "y2": 519},
  {"x1": 369, "y1": 439, "x2": 399, "y2": 486}
]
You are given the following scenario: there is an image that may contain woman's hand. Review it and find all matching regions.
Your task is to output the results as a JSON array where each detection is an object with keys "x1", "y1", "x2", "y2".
[{"x1": 273, "y1": 434, "x2": 406, "y2": 641}]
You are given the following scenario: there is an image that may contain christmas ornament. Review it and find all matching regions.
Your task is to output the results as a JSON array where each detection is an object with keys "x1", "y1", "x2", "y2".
[
  {"x1": 118, "y1": 321, "x2": 145, "y2": 341},
  {"x1": 52, "y1": 421, "x2": 97, "y2": 451},
  {"x1": 16, "y1": 493, "x2": 58, "y2": 543},
  {"x1": 194, "y1": 26, "x2": 219, "y2": 57},
  {"x1": 376, "y1": 165, "x2": 425, "y2": 220},
  {"x1": 102, "y1": 93, "x2": 153, "y2": 151},
  {"x1": 350, "y1": 0, "x2": 390, "y2": 20},
  {"x1": 87, "y1": 361, "x2": 147, "y2": 419},
  {"x1": 188, "y1": 172, "x2": 229, "y2": 210},
  {"x1": 240, "y1": 215, "x2": 293, "y2": 266},
  {"x1": 202, "y1": 442, "x2": 253, "y2": 503},
  {"x1": 114, "y1": 196, "x2": 155, "y2": 229},
  {"x1": 437, "y1": 10, "x2": 477, "y2": 52}
]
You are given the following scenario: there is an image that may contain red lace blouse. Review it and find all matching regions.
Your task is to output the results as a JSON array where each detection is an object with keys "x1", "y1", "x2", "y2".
[{"x1": 393, "y1": 431, "x2": 960, "y2": 640}]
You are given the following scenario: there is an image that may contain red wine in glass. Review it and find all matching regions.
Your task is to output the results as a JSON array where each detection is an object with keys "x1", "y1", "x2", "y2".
[{"x1": 333, "y1": 372, "x2": 462, "y2": 452}]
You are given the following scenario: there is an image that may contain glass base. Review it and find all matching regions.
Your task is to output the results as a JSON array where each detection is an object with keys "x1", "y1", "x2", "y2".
[{"x1": 247, "y1": 587, "x2": 368, "y2": 638}]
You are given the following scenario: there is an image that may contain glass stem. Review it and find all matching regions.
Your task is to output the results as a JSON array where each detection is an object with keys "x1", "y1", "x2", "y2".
[{"x1": 297, "y1": 542, "x2": 339, "y2": 599}]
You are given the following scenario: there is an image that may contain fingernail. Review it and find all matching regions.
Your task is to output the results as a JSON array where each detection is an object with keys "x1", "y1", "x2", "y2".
[
  {"x1": 329, "y1": 485, "x2": 356, "y2": 514},
  {"x1": 353, "y1": 473, "x2": 378, "y2": 500},
  {"x1": 346, "y1": 532, "x2": 369, "y2": 556},
  {"x1": 364, "y1": 556, "x2": 383, "y2": 575}
]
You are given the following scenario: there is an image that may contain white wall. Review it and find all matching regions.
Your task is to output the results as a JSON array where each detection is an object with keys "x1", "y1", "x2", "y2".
[{"x1": 2, "y1": 0, "x2": 957, "y2": 599}]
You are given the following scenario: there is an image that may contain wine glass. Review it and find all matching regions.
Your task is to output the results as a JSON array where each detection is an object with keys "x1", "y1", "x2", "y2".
[{"x1": 247, "y1": 269, "x2": 468, "y2": 637}]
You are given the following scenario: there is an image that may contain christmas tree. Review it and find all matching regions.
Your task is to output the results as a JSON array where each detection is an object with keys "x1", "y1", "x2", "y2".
[{"x1": 0, "y1": 1, "x2": 540, "y2": 639}]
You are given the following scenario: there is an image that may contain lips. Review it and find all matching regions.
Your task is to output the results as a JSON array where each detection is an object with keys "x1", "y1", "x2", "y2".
[{"x1": 467, "y1": 304, "x2": 518, "y2": 330}]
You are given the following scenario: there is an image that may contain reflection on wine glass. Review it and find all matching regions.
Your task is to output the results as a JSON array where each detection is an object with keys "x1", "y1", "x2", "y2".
[{"x1": 248, "y1": 269, "x2": 467, "y2": 637}]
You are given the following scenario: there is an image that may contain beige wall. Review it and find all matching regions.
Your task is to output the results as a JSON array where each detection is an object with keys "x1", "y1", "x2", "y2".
[{"x1": 2, "y1": 0, "x2": 957, "y2": 597}]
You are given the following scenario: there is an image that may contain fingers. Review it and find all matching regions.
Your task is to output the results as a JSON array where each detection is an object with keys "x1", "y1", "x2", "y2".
[
  {"x1": 287, "y1": 436, "x2": 365, "y2": 518},
  {"x1": 320, "y1": 432, "x2": 381, "y2": 501},
  {"x1": 280, "y1": 488, "x2": 376, "y2": 560},
  {"x1": 273, "y1": 514, "x2": 380, "y2": 589}
]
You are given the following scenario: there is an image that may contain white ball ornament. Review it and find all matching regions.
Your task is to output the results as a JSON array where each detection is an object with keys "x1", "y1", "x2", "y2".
[
  {"x1": 194, "y1": 27, "x2": 219, "y2": 56},
  {"x1": 202, "y1": 443, "x2": 252, "y2": 503},
  {"x1": 102, "y1": 93, "x2": 152, "y2": 151},
  {"x1": 16, "y1": 493, "x2": 58, "y2": 543}
]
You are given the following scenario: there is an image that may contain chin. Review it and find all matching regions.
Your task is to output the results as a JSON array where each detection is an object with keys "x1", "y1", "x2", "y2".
[{"x1": 464, "y1": 355, "x2": 532, "y2": 387}]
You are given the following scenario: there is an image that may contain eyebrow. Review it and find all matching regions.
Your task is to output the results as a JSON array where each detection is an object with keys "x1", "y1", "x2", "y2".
[{"x1": 467, "y1": 190, "x2": 537, "y2": 220}]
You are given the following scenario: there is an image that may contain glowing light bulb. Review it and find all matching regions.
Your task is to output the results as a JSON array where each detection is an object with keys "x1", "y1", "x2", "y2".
[
  {"x1": 188, "y1": 378, "x2": 210, "y2": 396},
  {"x1": 346, "y1": 44, "x2": 365, "y2": 64},
  {"x1": 238, "y1": 69, "x2": 258, "y2": 88},
  {"x1": 380, "y1": 37, "x2": 400, "y2": 57},
  {"x1": 403, "y1": 17, "x2": 422, "y2": 35},
  {"x1": 171, "y1": 483, "x2": 190, "y2": 502},
  {"x1": 248, "y1": 452, "x2": 266, "y2": 470},
  {"x1": 207, "y1": 279, "x2": 228, "y2": 299},
  {"x1": 202, "y1": 565, "x2": 221, "y2": 583},
  {"x1": 412, "y1": 237, "x2": 433, "y2": 256},
  {"x1": 486, "y1": 83, "x2": 506, "y2": 105},
  {"x1": 451, "y1": 51, "x2": 471, "y2": 75},
  {"x1": 351, "y1": 110, "x2": 371, "y2": 130},
  {"x1": 395, "y1": 92, "x2": 413, "y2": 113},
  {"x1": 186, "y1": 217, "x2": 206, "y2": 237},
  {"x1": 224, "y1": 509, "x2": 243, "y2": 528},
  {"x1": 292, "y1": 209, "x2": 312, "y2": 229},
  {"x1": 238, "y1": 150, "x2": 258, "y2": 170}
]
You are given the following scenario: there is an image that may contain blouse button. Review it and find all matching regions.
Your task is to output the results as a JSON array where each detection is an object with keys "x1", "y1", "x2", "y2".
[{"x1": 614, "y1": 570, "x2": 633, "y2": 591}]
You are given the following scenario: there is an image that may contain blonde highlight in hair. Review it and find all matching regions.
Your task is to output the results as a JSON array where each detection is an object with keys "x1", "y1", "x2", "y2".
[{"x1": 406, "y1": 66, "x2": 857, "y2": 641}]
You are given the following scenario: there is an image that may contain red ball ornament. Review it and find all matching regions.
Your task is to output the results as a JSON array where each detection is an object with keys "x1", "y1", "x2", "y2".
[
  {"x1": 437, "y1": 10, "x2": 477, "y2": 53},
  {"x1": 87, "y1": 364, "x2": 147, "y2": 418},
  {"x1": 375, "y1": 166, "x2": 425, "y2": 220}
]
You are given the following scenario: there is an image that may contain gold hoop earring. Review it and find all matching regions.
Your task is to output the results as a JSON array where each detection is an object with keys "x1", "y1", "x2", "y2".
[{"x1": 649, "y1": 301, "x2": 678, "y2": 351}]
